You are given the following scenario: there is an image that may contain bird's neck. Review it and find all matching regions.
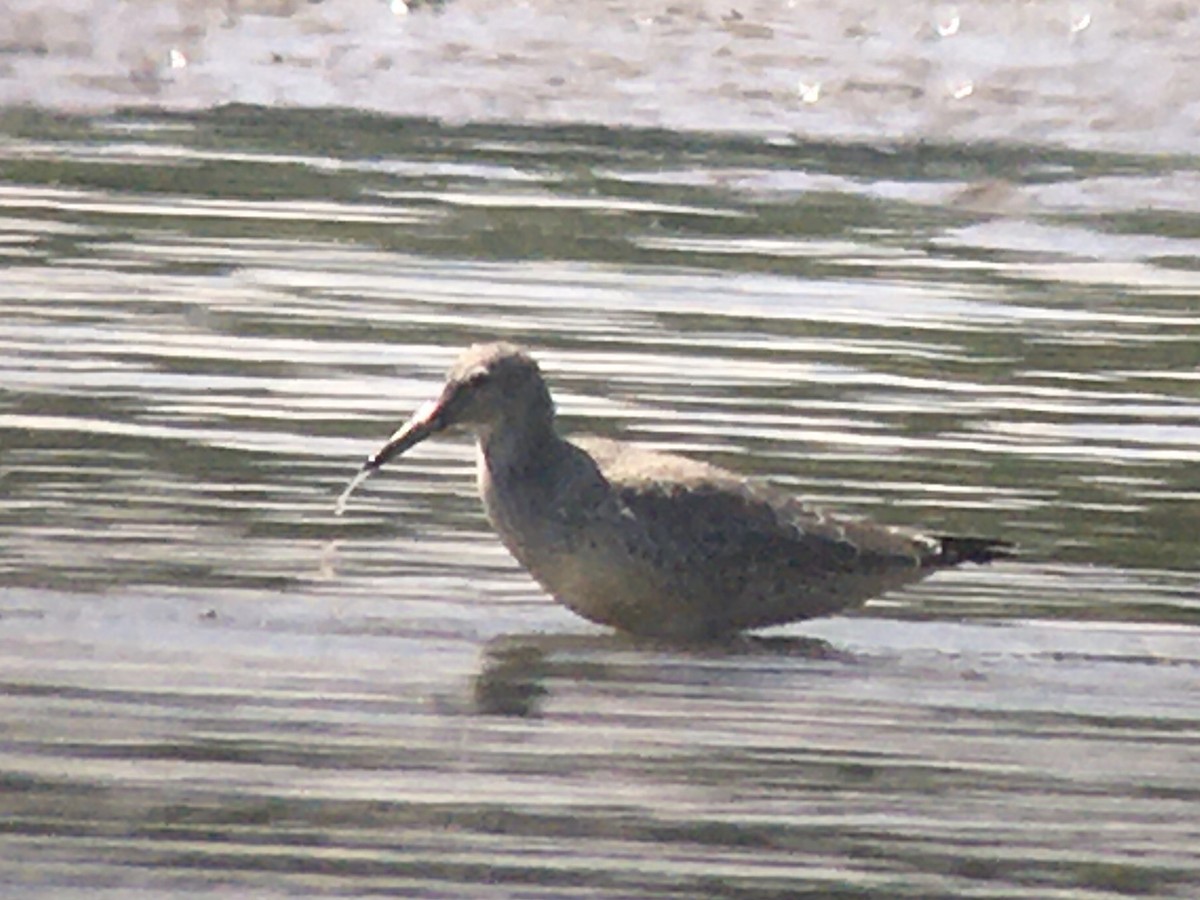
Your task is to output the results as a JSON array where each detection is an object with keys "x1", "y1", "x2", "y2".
[{"x1": 478, "y1": 411, "x2": 561, "y2": 478}]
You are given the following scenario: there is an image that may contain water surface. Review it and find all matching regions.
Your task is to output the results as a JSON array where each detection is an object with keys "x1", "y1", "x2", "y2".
[{"x1": 1, "y1": 84, "x2": 1199, "y2": 900}]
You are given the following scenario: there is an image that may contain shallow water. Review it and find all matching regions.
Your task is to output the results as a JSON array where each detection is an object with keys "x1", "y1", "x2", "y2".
[{"x1": 2, "y1": 6, "x2": 1200, "y2": 895}]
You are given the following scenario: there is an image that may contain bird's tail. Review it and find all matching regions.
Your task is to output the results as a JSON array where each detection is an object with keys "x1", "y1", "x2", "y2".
[{"x1": 929, "y1": 535, "x2": 1016, "y2": 567}]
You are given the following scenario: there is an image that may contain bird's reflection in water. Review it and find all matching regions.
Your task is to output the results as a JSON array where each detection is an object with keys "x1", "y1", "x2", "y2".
[
  {"x1": 472, "y1": 641, "x2": 551, "y2": 717},
  {"x1": 472, "y1": 631, "x2": 853, "y2": 718}
]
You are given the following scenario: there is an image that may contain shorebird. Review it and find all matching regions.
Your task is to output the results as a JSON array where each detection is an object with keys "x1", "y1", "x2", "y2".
[{"x1": 337, "y1": 342, "x2": 1012, "y2": 641}]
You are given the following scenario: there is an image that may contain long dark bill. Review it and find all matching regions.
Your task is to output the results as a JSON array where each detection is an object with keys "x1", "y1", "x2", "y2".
[{"x1": 335, "y1": 398, "x2": 446, "y2": 515}]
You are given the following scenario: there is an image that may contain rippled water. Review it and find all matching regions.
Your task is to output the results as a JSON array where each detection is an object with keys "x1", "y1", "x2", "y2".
[{"x1": 2, "y1": 105, "x2": 1199, "y2": 897}]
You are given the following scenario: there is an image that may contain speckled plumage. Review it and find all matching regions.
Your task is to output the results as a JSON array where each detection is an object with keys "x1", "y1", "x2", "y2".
[{"x1": 341, "y1": 342, "x2": 1012, "y2": 640}]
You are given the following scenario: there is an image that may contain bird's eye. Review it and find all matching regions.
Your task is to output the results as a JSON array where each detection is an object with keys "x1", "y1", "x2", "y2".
[{"x1": 464, "y1": 369, "x2": 490, "y2": 388}]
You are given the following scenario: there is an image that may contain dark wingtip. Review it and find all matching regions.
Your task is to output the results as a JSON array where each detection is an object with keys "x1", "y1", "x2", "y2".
[{"x1": 931, "y1": 535, "x2": 1016, "y2": 567}]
